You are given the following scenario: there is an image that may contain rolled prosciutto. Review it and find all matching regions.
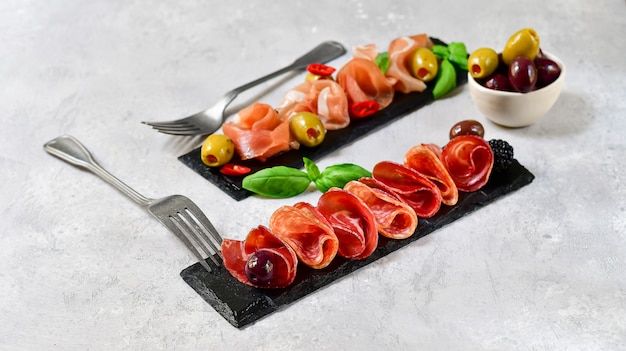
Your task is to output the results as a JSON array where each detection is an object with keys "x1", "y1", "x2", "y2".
[
  {"x1": 221, "y1": 225, "x2": 298, "y2": 289},
  {"x1": 276, "y1": 79, "x2": 350, "y2": 130},
  {"x1": 404, "y1": 143, "x2": 459, "y2": 206},
  {"x1": 372, "y1": 161, "x2": 442, "y2": 218},
  {"x1": 269, "y1": 202, "x2": 339, "y2": 269},
  {"x1": 385, "y1": 34, "x2": 433, "y2": 94},
  {"x1": 317, "y1": 188, "x2": 378, "y2": 260},
  {"x1": 344, "y1": 179, "x2": 418, "y2": 239},
  {"x1": 336, "y1": 57, "x2": 395, "y2": 111},
  {"x1": 441, "y1": 135, "x2": 494, "y2": 192}
]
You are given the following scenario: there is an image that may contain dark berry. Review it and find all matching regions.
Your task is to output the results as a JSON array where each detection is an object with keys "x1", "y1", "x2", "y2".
[{"x1": 488, "y1": 139, "x2": 514, "y2": 172}]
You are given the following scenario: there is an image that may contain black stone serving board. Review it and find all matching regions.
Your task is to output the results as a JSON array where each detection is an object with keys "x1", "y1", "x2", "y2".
[
  {"x1": 180, "y1": 159, "x2": 535, "y2": 328},
  {"x1": 178, "y1": 38, "x2": 468, "y2": 201}
]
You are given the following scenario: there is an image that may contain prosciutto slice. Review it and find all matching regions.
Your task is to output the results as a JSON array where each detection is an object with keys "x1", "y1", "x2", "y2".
[
  {"x1": 317, "y1": 188, "x2": 378, "y2": 260},
  {"x1": 372, "y1": 161, "x2": 442, "y2": 218},
  {"x1": 276, "y1": 79, "x2": 350, "y2": 130},
  {"x1": 385, "y1": 34, "x2": 433, "y2": 94},
  {"x1": 344, "y1": 180, "x2": 418, "y2": 239},
  {"x1": 336, "y1": 57, "x2": 395, "y2": 110},
  {"x1": 269, "y1": 202, "x2": 339, "y2": 269},
  {"x1": 441, "y1": 135, "x2": 494, "y2": 192},
  {"x1": 404, "y1": 144, "x2": 459, "y2": 206},
  {"x1": 222, "y1": 102, "x2": 291, "y2": 162},
  {"x1": 221, "y1": 225, "x2": 298, "y2": 289}
]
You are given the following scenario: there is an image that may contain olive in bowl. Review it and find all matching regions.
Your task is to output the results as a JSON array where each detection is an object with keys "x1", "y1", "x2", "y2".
[{"x1": 468, "y1": 52, "x2": 565, "y2": 128}]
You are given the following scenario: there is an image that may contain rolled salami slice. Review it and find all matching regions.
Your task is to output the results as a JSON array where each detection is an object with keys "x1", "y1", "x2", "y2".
[
  {"x1": 344, "y1": 179, "x2": 418, "y2": 239},
  {"x1": 269, "y1": 202, "x2": 339, "y2": 269},
  {"x1": 441, "y1": 135, "x2": 494, "y2": 192},
  {"x1": 372, "y1": 161, "x2": 442, "y2": 218},
  {"x1": 405, "y1": 143, "x2": 459, "y2": 206},
  {"x1": 317, "y1": 188, "x2": 379, "y2": 260},
  {"x1": 221, "y1": 225, "x2": 298, "y2": 289}
]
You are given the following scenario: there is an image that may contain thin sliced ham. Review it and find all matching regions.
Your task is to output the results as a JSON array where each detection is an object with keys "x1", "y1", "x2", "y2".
[
  {"x1": 276, "y1": 80, "x2": 350, "y2": 130},
  {"x1": 269, "y1": 202, "x2": 338, "y2": 269},
  {"x1": 372, "y1": 161, "x2": 442, "y2": 218},
  {"x1": 317, "y1": 188, "x2": 378, "y2": 260},
  {"x1": 221, "y1": 225, "x2": 298, "y2": 289},
  {"x1": 222, "y1": 102, "x2": 291, "y2": 162},
  {"x1": 405, "y1": 144, "x2": 459, "y2": 206},
  {"x1": 441, "y1": 135, "x2": 494, "y2": 192},
  {"x1": 344, "y1": 180, "x2": 417, "y2": 239},
  {"x1": 336, "y1": 58, "x2": 395, "y2": 110},
  {"x1": 386, "y1": 34, "x2": 433, "y2": 94}
]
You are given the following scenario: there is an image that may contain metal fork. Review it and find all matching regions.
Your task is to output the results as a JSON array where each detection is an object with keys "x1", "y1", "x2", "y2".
[
  {"x1": 142, "y1": 40, "x2": 346, "y2": 136},
  {"x1": 43, "y1": 135, "x2": 222, "y2": 273}
]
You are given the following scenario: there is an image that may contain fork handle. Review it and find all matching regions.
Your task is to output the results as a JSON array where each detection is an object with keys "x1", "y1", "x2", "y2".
[
  {"x1": 44, "y1": 135, "x2": 152, "y2": 206},
  {"x1": 225, "y1": 41, "x2": 347, "y2": 101}
]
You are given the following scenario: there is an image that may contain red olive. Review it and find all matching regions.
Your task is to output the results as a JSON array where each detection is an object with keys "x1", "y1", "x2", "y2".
[
  {"x1": 508, "y1": 56, "x2": 537, "y2": 93},
  {"x1": 450, "y1": 120, "x2": 485, "y2": 139}
]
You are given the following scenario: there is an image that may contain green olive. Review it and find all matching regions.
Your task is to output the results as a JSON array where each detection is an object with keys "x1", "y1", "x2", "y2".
[
  {"x1": 409, "y1": 47, "x2": 439, "y2": 82},
  {"x1": 201, "y1": 134, "x2": 234, "y2": 167},
  {"x1": 289, "y1": 112, "x2": 326, "y2": 147},
  {"x1": 468, "y1": 47, "x2": 499, "y2": 79},
  {"x1": 502, "y1": 28, "x2": 540, "y2": 65},
  {"x1": 305, "y1": 73, "x2": 333, "y2": 82}
]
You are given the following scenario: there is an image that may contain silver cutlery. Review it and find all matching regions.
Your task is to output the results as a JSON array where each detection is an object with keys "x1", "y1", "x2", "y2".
[
  {"x1": 142, "y1": 40, "x2": 346, "y2": 136},
  {"x1": 44, "y1": 135, "x2": 222, "y2": 272}
]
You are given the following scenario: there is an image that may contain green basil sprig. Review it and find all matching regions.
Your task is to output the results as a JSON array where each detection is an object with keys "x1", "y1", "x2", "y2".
[
  {"x1": 431, "y1": 42, "x2": 469, "y2": 100},
  {"x1": 242, "y1": 157, "x2": 371, "y2": 198},
  {"x1": 375, "y1": 52, "x2": 390, "y2": 75}
]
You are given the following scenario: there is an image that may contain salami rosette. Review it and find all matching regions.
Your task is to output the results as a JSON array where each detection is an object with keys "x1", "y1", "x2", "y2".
[
  {"x1": 317, "y1": 188, "x2": 378, "y2": 260},
  {"x1": 344, "y1": 179, "x2": 418, "y2": 239},
  {"x1": 221, "y1": 225, "x2": 298, "y2": 289},
  {"x1": 385, "y1": 34, "x2": 433, "y2": 94},
  {"x1": 336, "y1": 57, "x2": 395, "y2": 110},
  {"x1": 276, "y1": 79, "x2": 350, "y2": 130},
  {"x1": 441, "y1": 135, "x2": 494, "y2": 192},
  {"x1": 404, "y1": 143, "x2": 459, "y2": 206},
  {"x1": 269, "y1": 202, "x2": 339, "y2": 269},
  {"x1": 372, "y1": 161, "x2": 442, "y2": 218}
]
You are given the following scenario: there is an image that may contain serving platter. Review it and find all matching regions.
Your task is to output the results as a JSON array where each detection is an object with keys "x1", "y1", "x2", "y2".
[
  {"x1": 180, "y1": 159, "x2": 535, "y2": 328},
  {"x1": 178, "y1": 38, "x2": 467, "y2": 201}
]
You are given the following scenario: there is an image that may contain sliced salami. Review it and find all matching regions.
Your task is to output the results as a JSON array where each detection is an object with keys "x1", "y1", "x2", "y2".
[
  {"x1": 404, "y1": 143, "x2": 459, "y2": 206},
  {"x1": 441, "y1": 135, "x2": 494, "y2": 192},
  {"x1": 317, "y1": 188, "x2": 379, "y2": 260},
  {"x1": 221, "y1": 225, "x2": 298, "y2": 289},
  {"x1": 344, "y1": 179, "x2": 418, "y2": 239},
  {"x1": 269, "y1": 202, "x2": 339, "y2": 269},
  {"x1": 372, "y1": 161, "x2": 442, "y2": 218}
]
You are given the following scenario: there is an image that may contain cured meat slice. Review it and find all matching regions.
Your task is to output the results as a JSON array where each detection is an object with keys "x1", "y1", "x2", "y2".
[
  {"x1": 222, "y1": 102, "x2": 291, "y2": 162},
  {"x1": 372, "y1": 161, "x2": 442, "y2": 218},
  {"x1": 269, "y1": 202, "x2": 339, "y2": 269},
  {"x1": 336, "y1": 58, "x2": 395, "y2": 110},
  {"x1": 344, "y1": 180, "x2": 417, "y2": 239},
  {"x1": 276, "y1": 79, "x2": 350, "y2": 130},
  {"x1": 221, "y1": 225, "x2": 298, "y2": 288},
  {"x1": 353, "y1": 43, "x2": 378, "y2": 61},
  {"x1": 385, "y1": 34, "x2": 433, "y2": 94},
  {"x1": 441, "y1": 135, "x2": 494, "y2": 192},
  {"x1": 316, "y1": 188, "x2": 378, "y2": 260},
  {"x1": 404, "y1": 144, "x2": 459, "y2": 206}
]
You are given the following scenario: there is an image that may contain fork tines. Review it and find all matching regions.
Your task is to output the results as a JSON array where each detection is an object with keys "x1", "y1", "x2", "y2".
[{"x1": 167, "y1": 204, "x2": 224, "y2": 273}]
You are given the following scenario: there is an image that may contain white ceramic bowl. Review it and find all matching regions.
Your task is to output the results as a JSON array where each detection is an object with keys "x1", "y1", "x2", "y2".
[{"x1": 468, "y1": 52, "x2": 565, "y2": 128}]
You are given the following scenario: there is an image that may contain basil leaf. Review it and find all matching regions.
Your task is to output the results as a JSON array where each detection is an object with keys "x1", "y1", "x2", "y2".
[
  {"x1": 375, "y1": 52, "x2": 390, "y2": 75},
  {"x1": 314, "y1": 163, "x2": 372, "y2": 193},
  {"x1": 242, "y1": 166, "x2": 311, "y2": 198},
  {"x1": 447, "y1": 42, "x2": 468, "y2": 70},
  {"x1": 433, "y1": 58, "x2": 457, "y2": 100},
  {"x1": 431, "y1": 45, "x2": 449, "y2": 59},
  {"x1": 303, "y1": 157, "x2": 320, "y2": 181}
]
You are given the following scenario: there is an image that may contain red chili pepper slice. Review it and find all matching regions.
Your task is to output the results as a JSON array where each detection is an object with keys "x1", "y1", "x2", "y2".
[
  {"x1": 220, "y1": 163, "x2": 251, "y2": 176},
  {"x1": 306, "y1": 63, "x2": 336, "y2": 77},
  {"x1": 349, "y1": 100, "x2": 380, "y2": 118}
]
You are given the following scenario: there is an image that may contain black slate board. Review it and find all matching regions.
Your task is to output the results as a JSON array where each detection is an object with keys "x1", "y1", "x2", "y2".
[
  {"x1": 180, "y1": 159, "x2": 535, "y2": 328},
  {"x1": 178, "y1": 38, "x2": 467, "y2": 201}
]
